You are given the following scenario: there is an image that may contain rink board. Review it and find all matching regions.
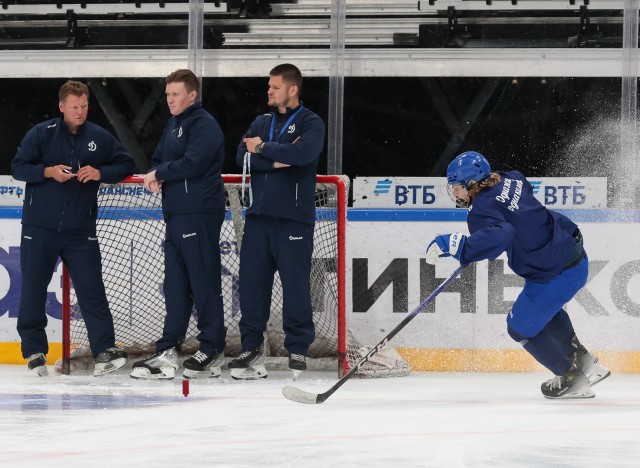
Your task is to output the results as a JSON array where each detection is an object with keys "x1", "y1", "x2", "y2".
[{"x1": 1, "y1": 208, "x2": 639, "y2": 372}]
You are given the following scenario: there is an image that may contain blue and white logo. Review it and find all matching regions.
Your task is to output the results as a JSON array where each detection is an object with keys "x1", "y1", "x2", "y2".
[
  {"x1": 374, "y1": 180, "x2": 393, "y2": 195},
  {"x1": 88, "y1": 141, "x2": 97, "y2": 152},
  {"x1": 527, "y1": 178, "x2": 605, "y2": 207},
  {"x1": 530, "y1": 180, "x2": 542, "y2": 195}
]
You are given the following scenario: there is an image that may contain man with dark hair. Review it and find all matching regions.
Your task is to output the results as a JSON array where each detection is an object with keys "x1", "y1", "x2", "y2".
[
  {"x1": 227, "y1": 63, "x2": 325, "y2": 379},
  {"x1": 130, "y1": 69, "x2": 227, "y2": 380},
  {"x1": 12, "y1": 79, "x2": 134, "y2": 377}
]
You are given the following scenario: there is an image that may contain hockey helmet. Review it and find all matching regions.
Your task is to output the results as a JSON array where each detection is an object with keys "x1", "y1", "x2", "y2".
[{"x1": 446, "y1": 151, "x2": 491, "y2": 188}]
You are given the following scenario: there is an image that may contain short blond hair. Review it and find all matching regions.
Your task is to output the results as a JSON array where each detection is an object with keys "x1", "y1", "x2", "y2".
[{"x1": 59, "y1": 80, "x2": 89, "y2": 103}]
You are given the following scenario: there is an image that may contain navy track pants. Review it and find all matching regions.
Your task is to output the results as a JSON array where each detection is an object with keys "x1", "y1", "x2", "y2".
[
  {"x1": 156, "y1": 212, "x2": 226, "y2": 356},
  {"x1": 17, "y1": 224, "x2": 115, "y2": 359},
  {"x1": 238, "y1": 215, "x2": 315, "y2": 355}
]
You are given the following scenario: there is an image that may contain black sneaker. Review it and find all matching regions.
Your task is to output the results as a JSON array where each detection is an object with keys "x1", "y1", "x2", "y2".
[
  {"x1": 228, "y1": 345, "x2": 267, "y2": 380},
  {"x1": 183, "y1": 350, "x2": 225, "y2": 379},
  {"x1": 27, "y1": 353, "x2": 48, "y2": 376},
  {"x1": 94, "y1": 347, "x2": 128, "y2": 376}
]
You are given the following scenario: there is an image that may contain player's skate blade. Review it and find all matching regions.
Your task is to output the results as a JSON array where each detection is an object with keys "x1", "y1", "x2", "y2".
[
  {"x1": 282, "y1": 386, "x2": 321, "y2": 404},
  {"x1": 543, "y1": 387, "x2": 595, "y2": 399},
  {"x1": 230, "y1": 365, "x2": 267, "y2": 380},
  {"x1": 130, "y1": 366, "x2": 176, "y2": 380},
  {"x1": 183, "y1": 367, "x2": 222, "y2": 379},
  {"x1": 29, "y1": 364, "x2": 48, "y2": 377},
  {"x1": 94, "y1": 357, "x2": 126, "y2": 376}
]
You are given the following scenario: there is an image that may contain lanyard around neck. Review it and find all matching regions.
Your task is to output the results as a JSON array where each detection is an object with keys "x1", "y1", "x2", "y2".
[{"x1": 268, "y1": 104, "x2": 304, "y2": 142}]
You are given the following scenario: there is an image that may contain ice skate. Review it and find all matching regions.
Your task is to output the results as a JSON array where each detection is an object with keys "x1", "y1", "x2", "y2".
[
  {"x1": 27, "y1": 353, "x2": 48, "y2": 377},
  {"x1": 580, "y1": 352, "x2": 611, "y2": 387},
  {"x1": 571, "y1": 336, "x2": 611, "y2": 386},
  {"x1": 228, "y1": 345, "x2": 267, "y2": 380},
  {"x1": 542, "y1": 339, "x2": 595, "y2": 399},
  {"x1": 541, "y1": 370, "x2": 594, "y2": 399},
  {"x1": 130, "y1": 347, "x2": 179, "y2": 380},
  {"x1": 94, "y1": 347, "x2": 128, "y2": 376},
  {"x1": 288, "y1": 353, "x2": 307, "y2": 380},
  {"x1": 183, "y1": 350, "x2": 224, "y2": 379}
]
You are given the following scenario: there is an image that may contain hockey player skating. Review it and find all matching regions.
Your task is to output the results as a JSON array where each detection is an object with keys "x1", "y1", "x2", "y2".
[{"x1": 425, "y1": 151, "x2": 610, "y2": 399}]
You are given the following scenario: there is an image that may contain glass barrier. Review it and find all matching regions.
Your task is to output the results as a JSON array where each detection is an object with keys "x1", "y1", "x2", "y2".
[{"x1": 0, "y1": 0, "x2": 636, "y2": 206}]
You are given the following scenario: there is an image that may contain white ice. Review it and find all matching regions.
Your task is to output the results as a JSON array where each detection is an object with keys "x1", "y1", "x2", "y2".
[{"x1": 1, "y1": 364, "x2": 639, "y2": 468}]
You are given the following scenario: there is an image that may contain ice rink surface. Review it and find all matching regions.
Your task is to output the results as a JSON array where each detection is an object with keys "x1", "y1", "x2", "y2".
[{"x1": 0, "y1": 364, "x2": 639, "y2": 468}]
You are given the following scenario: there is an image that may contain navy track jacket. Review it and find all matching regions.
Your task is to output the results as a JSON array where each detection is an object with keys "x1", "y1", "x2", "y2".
[
  {"x1": 11, "y1": 118, "x2": 134, "y2": 234},
  {"x1": 151, "y1": 103, "x2": 226, "y2": 219},
  {"x1": 236, "y1": 104, "x2": 325, "y2": 225},
  {"x1": 461, "y1": 170, "x2": 579, "y2": 283}
]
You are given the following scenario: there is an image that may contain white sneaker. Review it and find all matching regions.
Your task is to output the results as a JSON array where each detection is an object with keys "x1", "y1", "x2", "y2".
[{"x1": 130, "y1": 348, "x2": 180, "y2": 380}]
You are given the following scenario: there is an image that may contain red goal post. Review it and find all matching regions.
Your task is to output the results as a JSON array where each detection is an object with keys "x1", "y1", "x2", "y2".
[{"x1": 60, "y1": 174, "x2": 409, "y2": 378}]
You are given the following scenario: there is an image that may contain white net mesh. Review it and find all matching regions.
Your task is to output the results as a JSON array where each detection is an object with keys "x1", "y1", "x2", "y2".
[{"x1": 61, "y1": 175, "x2": 409, "y2": 378}]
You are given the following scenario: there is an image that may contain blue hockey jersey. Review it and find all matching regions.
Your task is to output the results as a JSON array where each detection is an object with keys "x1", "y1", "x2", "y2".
[{"x1": 460, "y1": 170, "x2": 579, "y2": 282}]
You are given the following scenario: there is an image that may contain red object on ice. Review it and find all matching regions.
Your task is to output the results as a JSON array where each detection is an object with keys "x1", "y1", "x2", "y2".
[{"x1": 182, "y1": 379, "x2": 189, "y2": 397}]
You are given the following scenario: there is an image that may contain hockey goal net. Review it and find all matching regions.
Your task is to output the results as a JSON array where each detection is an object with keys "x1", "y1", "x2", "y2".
[{"x1": 60, "y1": 175, "x2": 409, "y2": 378}]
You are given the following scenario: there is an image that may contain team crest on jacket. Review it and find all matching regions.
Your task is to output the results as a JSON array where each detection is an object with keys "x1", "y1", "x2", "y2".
[
  {"x1": 288, "y1": 124, "x2": 296, "y2": 134},
  {"x1": 88, "y1": 141, "x2": 97, "y2": 151},
  {"x1": 178, "y1": 127, "x2": 183, "y2": 138}
]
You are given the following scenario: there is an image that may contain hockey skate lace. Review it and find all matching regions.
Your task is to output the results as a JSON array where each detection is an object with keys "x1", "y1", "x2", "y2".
[
  {"x1": 28, "y1": 353, "x2": 45, "y2": 363},
  {"x1": 192, "y1": 351, "x2": 209, "y2": 363},
  {"x1": 236, "y1": 350, "x2": 252, "y2": 360},
  {"x1": 546, "y1": 376, "x2": 564, "y2": 390},
  {"x1": 290, "y1": 353, "x2": 305, "y2": 363}
]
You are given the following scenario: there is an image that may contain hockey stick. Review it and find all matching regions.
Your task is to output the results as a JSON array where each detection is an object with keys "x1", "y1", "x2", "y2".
[{"x1": 282, "y1": 265, "x2": 466, "y2": 404}]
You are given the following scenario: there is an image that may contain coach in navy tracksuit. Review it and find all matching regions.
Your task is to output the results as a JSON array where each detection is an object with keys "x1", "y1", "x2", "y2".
[
  {"x1": 11, "y1": 80, "x2": 134, "y2": 375},
  {"x1": 132, "y1": 69, "x2": 227, "y2": 380},
  {"x1": 426, "y1": 151, "x2": 610, "y2": 399},
  {"x1": 228, "y1": 64, "x2": 325, "y2": 378}
]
